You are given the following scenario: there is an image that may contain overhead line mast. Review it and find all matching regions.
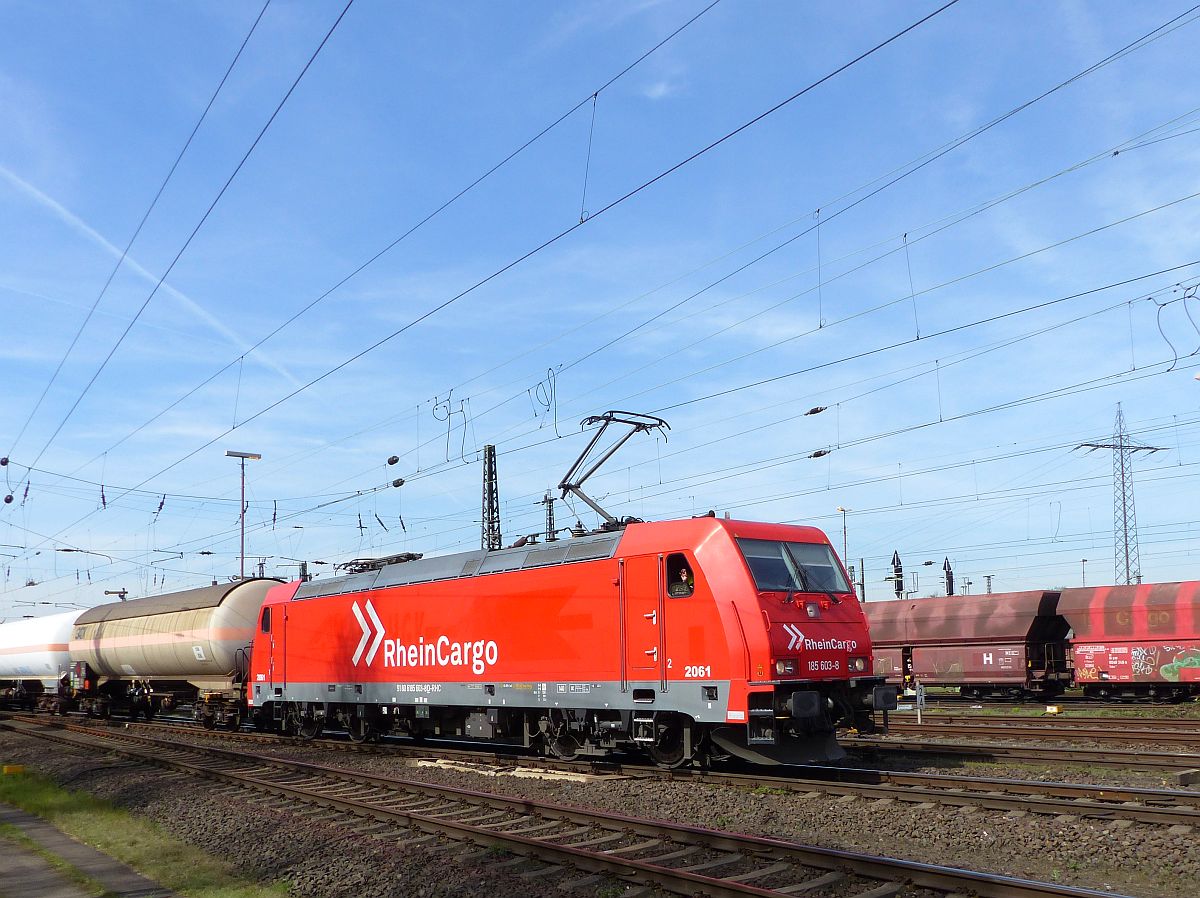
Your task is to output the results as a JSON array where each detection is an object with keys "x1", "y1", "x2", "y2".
[{"x1": 1077, "y1": 404, "x2": 1165, "y2": 585}]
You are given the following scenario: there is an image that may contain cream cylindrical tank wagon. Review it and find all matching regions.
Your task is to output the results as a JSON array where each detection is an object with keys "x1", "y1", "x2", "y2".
[
  {"x1": 0, "y1": 610, "x2": 81, "y2": 687},
  {"x1": 70, "y1": 579, "x2": 277, "y2": 691}
]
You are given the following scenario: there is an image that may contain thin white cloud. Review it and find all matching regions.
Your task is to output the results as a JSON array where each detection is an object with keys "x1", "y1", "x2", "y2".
[
  {"x1": 642, "y1": 79, "x2": 678, "y2": 100},
  {"x1": 0, "y1": 164, "x2": 300, "y2": 386}
]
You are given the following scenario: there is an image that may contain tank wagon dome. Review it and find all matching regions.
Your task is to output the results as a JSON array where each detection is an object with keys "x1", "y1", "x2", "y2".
[
  {"x1": 71, "y1": 578, "x2": 278, "y2": 689},
  {"x1": 0, "y1": 609, "x2": 81, "y2": 686}
]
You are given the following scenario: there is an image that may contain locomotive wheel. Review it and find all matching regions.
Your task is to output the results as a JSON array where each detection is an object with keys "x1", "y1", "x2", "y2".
[
  {"x1": 648, "y1": 712, "x2": 691, "y2": 769},
  {"x1": 548, "y1": 733, "x2": 580, "y2": 761},
  {"x1": 298, "y1": 716, "x2": 324, "y2": 741},
  {"x1": 346, "y1": 716, "x2": 374, "y2": 744},
  {"x1": 543, "y1": 710, "x2": 580, "y2": 761},
  {"x1": 200, "y1": 713, "x2": 217, "y2": 731},
  {"x1": 225, "y1": 711, "x2": 243, "y2": 731}
]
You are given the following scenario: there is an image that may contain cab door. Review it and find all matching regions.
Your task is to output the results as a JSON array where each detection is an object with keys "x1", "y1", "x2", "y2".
[
  {"x1": 621, "y1": 554, "x2": 667, "y2": 690},
  {"x1": 260, "y1": 604, "x2": 283, "y2": 702}
]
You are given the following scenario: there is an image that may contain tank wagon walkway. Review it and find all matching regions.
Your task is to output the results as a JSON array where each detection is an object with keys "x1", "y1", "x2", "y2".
[{"x1": 0, "y1": 803, "x2": 176, "y2": 898}]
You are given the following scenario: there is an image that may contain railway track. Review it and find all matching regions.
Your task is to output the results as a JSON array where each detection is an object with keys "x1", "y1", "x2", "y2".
[
  {"x1": 844, "y1": 735, "x2": 1200, "y2": 772},
  {"x1": 0, "y1": 716, "x2": 1140, "y2": 898},
  {"x1": 7, "y1": 713, "x2": 1199, "y2": 828},
  {"x1": 889, "y1": 713, "x2": 1200, "y2": 728},
  {"x1": 883, "y1": 718, "x2": 1200, "y2": 747}
]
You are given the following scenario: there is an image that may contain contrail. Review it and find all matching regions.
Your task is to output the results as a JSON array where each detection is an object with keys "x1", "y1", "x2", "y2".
[{"x1": 0, "y1": 164, "x2": 300, "y2": 386}]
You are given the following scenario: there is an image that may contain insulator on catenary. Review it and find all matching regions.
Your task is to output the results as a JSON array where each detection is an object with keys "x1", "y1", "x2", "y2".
[
  {"x1": 392, "y1": 478, "x2": 404, "y2": 488},
  {"x1": 804, "y1": 406, "x2": 827, "y2": 416},
  {"x1": 809, "y1": 449, "x2": 831, "y2": 458},
  {"x1": 387, "y1": 455, "x2": 399, "y2": 465}
]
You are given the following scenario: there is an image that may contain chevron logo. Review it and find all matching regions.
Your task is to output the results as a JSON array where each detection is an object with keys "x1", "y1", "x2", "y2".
[
  {"x1": 351, "y1": 599, "x2": 385, "y2": 666},
  {"x1": 782, "y1": 623, "x2": 805, "y2": 651}
]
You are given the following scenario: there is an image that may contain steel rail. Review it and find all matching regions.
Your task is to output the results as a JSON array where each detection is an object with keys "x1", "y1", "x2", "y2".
[
  {"x1": 890, "y1": 713, "x2": 1200, "y2": 728},
  {"x1": 843, "y1": 735, "x2": 1200, "y2": 770},
  {"x1": 1, "y1": 717, "x2": 1135, "y2": 898},
  {"x1": 666, "y1": 768, "x2": 1200, "y2": 826},
  {"x1": 883, "y1": 720, "x2": 1200, "y2": 745},
  {"x1": 7, "y1": 713, "x2": 1197, "y2": 824}
]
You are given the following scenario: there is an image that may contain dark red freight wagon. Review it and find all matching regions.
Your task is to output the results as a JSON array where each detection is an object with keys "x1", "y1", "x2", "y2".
[
  {"x1": 864, "y1": 591, "x2": 1071, "y2": 700},
  {"x1": 1058, "y1": 581, "x2": 1200, "y2": 701}
]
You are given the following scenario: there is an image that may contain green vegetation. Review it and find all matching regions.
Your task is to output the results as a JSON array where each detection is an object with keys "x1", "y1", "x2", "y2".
[
  {"x1": 750, "y1": 785, "x2": 789, "y2": 797},
  {"x1": 0, "y1": 770, "x2": 288, "y2": 898}
]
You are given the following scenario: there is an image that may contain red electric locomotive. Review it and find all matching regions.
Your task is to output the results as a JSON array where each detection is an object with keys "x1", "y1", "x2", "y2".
[{"x1": 247, "y1": 516, "x2": 893, "y2": 765}]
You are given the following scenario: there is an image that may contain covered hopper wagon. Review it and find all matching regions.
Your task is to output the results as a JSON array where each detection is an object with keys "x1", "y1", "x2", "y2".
[
  {"x1": 1059, "y1": 581, "x2": 1200, "y2": 701},
  {"x1": 865, "y1": 591, "x2": 1071, "y2": 700},
  {"x1": 865, "y1": 581, "x2": 1200, "y2": 702}
]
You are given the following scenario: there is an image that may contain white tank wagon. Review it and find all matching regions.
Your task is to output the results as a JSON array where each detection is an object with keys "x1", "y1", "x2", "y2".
[
  {"x1": 70, "y1": 579, "x2": 278, "y2": 724},
  {"x1": 0, "y1": 610, "x2": 82, "y2": 709}
]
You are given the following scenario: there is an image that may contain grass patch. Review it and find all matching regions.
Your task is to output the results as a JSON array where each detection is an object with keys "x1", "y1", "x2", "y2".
[{"x1": 0, "y1": 770, "x2": 288, "y2": 898}]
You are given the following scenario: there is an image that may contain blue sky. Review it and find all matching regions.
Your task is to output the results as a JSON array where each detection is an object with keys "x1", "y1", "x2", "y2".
[{"x1": 2, "y1": 1, "x2": 1199, "y2": 616}]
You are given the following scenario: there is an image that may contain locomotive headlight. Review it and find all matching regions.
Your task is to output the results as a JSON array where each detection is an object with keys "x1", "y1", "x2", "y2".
[
  {"x1": 848, "y1": 656, "x2": 868, "y2": 672},
  {"x1": 775, "y1": 659, "x2": 798, "y2": 675},
  {"x1": 805, "y1": 602, "x2": 821, "y2": 618}
]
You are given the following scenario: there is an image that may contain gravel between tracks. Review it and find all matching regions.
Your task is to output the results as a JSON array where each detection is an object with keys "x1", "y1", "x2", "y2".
[
  {"x1": 2, "y1": 727, "x2": 1198, "y2": 898},
  {"x1": 0, "y1": 729, "x2": 619, "y2": 898}
]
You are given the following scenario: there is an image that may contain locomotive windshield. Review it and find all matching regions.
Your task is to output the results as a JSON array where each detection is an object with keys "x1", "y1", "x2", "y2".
[{"x1": 736, "y1": 538, "x2": 850, "y2": 594}]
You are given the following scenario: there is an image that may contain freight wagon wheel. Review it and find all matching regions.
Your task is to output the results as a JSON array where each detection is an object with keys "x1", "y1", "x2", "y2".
[{"x1": 648, "y1": 712, "x2": 691, "y2": 769}]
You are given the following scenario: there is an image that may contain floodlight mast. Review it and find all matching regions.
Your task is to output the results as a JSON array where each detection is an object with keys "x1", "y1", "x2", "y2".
[
  {"x1": 225, "y1": 450, "x2": 262, "y2": 580},
  {"x1": 558, "y1": 411, "x2": 669, "y2": 526}
]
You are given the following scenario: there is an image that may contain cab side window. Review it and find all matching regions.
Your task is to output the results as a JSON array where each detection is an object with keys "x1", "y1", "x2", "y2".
[
  {"x1": 260, "y1": 607, "x2": 271, "y2": 634},
  {"x1": 666, "y1": 553, "x2": 694, "y2": 598}
]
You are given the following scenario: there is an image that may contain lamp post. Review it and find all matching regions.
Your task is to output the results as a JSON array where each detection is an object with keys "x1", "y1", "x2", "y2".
[
  {"x1": 226, "y1": 450, "x2": 262, "y2": 580},
  {"x1": 836, "y1": 507, "x2": 850, "y2": 563}
]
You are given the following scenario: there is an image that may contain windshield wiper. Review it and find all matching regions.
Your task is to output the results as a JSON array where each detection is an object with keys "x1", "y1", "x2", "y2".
[{"x1": 783, "y1": 545, "x2": 841, "y2": 604}]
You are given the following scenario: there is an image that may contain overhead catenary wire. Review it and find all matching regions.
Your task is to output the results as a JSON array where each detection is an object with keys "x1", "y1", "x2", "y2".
[
  {"x1": 11, "y1": 7, "x2": 1200, "y2": 600},
  {"x1": 40, "y1": 2, "x2": 1193, "y2": 526},
  {"x1": 3, "y1": 0, "x2": 356, "y2": 508},
  {"x1": 3, "y1": 0, "x2": 273, "y2": 464},
  {"x1": 68, "y1": 0, "x2": 726, "y2": 475},
  {"x1": 51, "y1": 0, "x2": 961, "y2": 514}
]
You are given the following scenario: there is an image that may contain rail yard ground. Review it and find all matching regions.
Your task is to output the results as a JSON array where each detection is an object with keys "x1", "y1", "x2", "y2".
[{"x1": 1, "y1": 714, "x2": 1198, "y2": 898}]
